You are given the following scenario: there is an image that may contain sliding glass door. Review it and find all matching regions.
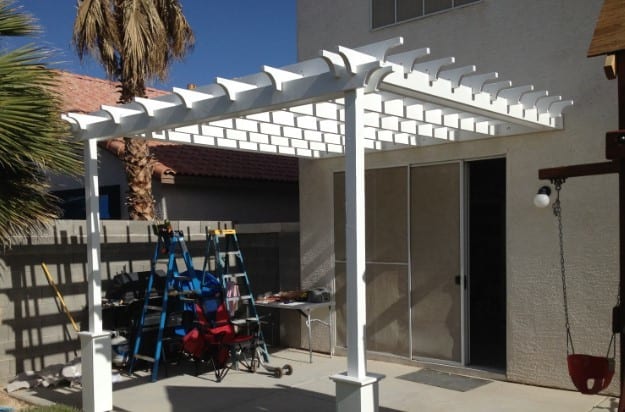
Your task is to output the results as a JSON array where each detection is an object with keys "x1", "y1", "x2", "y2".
[{"x1": 410, "y1": 163, "x2": 462, "y2": 362}]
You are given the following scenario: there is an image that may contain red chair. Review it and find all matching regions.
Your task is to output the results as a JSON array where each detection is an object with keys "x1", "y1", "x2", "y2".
[{"x1": 182, "y1": 301, "x2": 258, "y2": 382}]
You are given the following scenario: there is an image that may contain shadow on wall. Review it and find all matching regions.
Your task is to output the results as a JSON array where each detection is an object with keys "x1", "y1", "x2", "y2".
[{"x1": 0, "y1": 220, "x2": 298, "y2": 383}]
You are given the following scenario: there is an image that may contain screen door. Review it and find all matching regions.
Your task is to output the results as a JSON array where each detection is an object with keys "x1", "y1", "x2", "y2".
[{"x1": 410, "y1": 162, "x2": 462, "y2": 361}]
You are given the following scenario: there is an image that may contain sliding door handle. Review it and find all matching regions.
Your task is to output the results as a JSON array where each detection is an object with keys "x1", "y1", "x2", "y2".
[{"x1": 454, "y1": 275, "x2": 467, "y2": 289}]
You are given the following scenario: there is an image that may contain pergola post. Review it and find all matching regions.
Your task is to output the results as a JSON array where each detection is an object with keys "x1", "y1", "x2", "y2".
[
  {"x1": 79, "y1": 138, "x2": 112, "y2": 412},
  {"x1": 331, "y1": 88, "x2": 383, "y2": 412}
]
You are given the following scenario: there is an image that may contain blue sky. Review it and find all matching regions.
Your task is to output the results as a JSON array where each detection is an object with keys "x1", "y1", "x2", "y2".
[{"x1": 5, "y1": 0, "x2": 297, "y2": 89}]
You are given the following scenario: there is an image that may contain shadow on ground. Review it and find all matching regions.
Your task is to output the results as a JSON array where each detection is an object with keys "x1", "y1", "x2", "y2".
[{"x1": 22, "y1": 360, "x2": 401, "y2": 412}]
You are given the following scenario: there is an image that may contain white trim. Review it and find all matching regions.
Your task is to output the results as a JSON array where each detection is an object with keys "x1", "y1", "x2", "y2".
[{"x1": 459, "y1": 160, "x2": 467, "y2": 366}]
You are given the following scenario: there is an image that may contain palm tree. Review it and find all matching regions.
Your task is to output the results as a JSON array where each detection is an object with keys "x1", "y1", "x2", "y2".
[
  {"x1": 0, "y1": 0, "x2": 82, "y2": 247},
  {"x1": 73, "y1": 0, "x2": 194, "y2": 220}
]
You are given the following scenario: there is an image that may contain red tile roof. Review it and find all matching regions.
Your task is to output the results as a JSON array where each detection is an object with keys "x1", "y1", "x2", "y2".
[
  {"x1": 103, "y1": 139, "x2": 298, "y2": 182},
  {"x1": 56, "y1": 71, "x2": 298, "y2": 182},
  {"x1": 57, "y1": 71, "x2": 167, "y2": 113}
]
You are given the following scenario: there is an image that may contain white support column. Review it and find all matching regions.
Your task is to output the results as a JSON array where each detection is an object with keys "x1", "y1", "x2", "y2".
[
  {"x1": 331, "y1": 88, "x2": 384, "y2": 412},
  {"x1": 79, "y1": 138, "x2": 112, "y2": 412},
  {"x1": 344, "y1": 88, "x2": 367, "y2": 378}
]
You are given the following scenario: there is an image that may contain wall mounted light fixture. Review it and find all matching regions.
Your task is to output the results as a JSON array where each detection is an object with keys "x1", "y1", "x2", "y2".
[{"x1": 534, "y1": 186, "x2": 552, "y2": 208}]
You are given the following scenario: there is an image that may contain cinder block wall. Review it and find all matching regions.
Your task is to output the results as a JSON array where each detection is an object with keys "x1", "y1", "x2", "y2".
[{"x1": 0, "y1": 220, "x2": 300, "y2": 384}]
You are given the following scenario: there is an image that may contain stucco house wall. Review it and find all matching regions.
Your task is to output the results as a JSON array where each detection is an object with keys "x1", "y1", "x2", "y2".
[
  {"x1": 50, "y1": 148, "x2": 128, "y2": 207},
  {"x1": 153, "y1": 178, "x2": 298, "y2": 223},
  {"x1": 297, "y1": 0, "x2": 619, "y2": 391}
]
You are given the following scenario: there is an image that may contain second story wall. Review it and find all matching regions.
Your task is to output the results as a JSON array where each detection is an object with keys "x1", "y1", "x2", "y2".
[{"x1": 298, "y1": 1, "x2": 611, "y2": 121}]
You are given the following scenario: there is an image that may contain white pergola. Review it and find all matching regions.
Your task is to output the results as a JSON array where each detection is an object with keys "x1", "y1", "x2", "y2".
[{"x1": 63, "y1": 37, "x2": 571, "y2": 412}]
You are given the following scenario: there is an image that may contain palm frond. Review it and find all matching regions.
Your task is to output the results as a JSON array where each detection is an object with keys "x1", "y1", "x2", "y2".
[
  {"x1": 74, "y1": 0, "x2": 193, "y2": 85},
  {"x1": 0, "y1": 45, "x2": 81, "y2": 175},
  {"x1": 0, "y1": 3, "x2": 82, "y2": 246},
  {"x1": 0, "y1": 0, "x2": 39, "y2": 37},
  {"x1": 154, "y1": 0, "x2": 194, "y2": 66},
  {"x1": 73, "y1": 0, "x2": 120, "y2": 76},
  {"x1": 0, "y1": 165, "x2": 60, "y2": 246}
]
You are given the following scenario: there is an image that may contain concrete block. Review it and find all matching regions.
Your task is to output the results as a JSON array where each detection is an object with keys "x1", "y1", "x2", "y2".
[
  {"x1": 126, "y1": 221, "x2": 152, "y2": 243},
  {"x1": 0, "y1": 292, "x2": 12, "y2": 309},
  {"x1": 101, "y1": 220, "x2": 132, "y2": 243},
  {"x1": 53, "y1": 221, "x2": 86, "y2": 245},
  {"x1": 175, "y1": 221, "x2": 202, "y2": 240},
  {"x1": 200, "y1": 220, "x2": 228, "y2": 234},
  {"x1": 0, "y1": 323, "x2": 16, "y2": 345},
  {"x1": 0, "y1": 358, "x2": 15, "y2": 384}
]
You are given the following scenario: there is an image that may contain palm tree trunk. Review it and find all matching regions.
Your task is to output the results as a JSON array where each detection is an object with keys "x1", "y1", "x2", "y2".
[
  {"x1": 124, "y1": 136, "x2": 155, "y2": 220},
  {"x1": 120, "y1": 76, "x2": 155, "y2": 220}
]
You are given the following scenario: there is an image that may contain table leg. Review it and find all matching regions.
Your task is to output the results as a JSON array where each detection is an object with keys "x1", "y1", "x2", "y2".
[
  {"x1": 328, "y1": 304, "x2": 334, "y2": 357},
  {"x1": 292, "y1": 304, "x2": 334, "y2": 363},
  {"x1": 298, "y1": 309, "x2": 314, "y2": 363},
  {"x1": 306, "y1": 310, "x2": 313, "y2": 363}
]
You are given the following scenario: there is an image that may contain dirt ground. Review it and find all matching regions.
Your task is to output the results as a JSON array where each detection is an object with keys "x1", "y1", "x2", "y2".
[{"x1": 0, "y1": 389, "x2": 34, "y2": 410}]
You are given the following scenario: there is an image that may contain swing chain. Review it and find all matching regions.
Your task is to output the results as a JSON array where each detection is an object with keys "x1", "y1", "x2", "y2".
[{"x1": 551, "y1": 178, "x2": 575, "y2": 354}]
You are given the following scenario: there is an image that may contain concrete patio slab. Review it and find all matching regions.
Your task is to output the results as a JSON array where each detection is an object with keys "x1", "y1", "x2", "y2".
[{"x1": 9, "y1": 348, "x2": 615, "y2": 412}]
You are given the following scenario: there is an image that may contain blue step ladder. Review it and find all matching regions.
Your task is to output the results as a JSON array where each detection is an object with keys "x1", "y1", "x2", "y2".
[
  {"x1": 204, "y1": 229, "x2": 269, "y2": 362},
  {"x1": 128, "y1": 224, "x2": 198, "y2": 382},
  {"x1": 204, "y1": 229, "x2": 292, "y2": 378}
]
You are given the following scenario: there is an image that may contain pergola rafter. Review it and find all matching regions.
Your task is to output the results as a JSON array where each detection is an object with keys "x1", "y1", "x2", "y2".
[
  {"x1": 64, "y1": 37, "x2": 571, "y2": 156},
  {"x1": 66, "y1": 36, "x2": 572, "y2": 412}
]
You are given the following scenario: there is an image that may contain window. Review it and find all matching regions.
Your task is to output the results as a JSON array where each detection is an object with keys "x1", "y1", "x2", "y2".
[
  {"x1": 53, "y1": 185, "x2": 121, "y2": 219},
  {"x1": 372, "y1": 0, "x2": 479, "y2": 28}
]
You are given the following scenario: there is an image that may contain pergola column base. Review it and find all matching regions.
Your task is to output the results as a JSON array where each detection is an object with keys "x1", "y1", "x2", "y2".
[
  {"x1": 330, "y1": 372, "x2": 385, "y2": 412},
  {"x1": 79, "y1": 331, "x2": 112, "y2": 412}
]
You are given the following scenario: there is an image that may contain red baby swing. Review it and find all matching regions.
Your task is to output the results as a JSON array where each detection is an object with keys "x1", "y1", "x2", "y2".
[{"x1": 551, "y1": 178, "x2": 616, "y2": 394}]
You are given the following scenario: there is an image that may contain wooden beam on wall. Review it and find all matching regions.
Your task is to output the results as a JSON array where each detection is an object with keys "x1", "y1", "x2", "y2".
[{"x1": 538, "y1": 160, "x2": 619, "y2": 180}]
